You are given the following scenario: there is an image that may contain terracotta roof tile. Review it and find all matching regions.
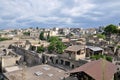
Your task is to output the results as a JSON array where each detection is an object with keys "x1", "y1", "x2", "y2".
[{"x1": 69, "y1": 59, "x2": 117, "y2": 80}]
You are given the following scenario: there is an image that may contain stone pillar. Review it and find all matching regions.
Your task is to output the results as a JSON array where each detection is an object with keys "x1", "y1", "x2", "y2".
[
  {"x1": 35, "y1": 46, "x2": 37, "y2": 51},
  {"x1": 63, "y1": 60, "x2": 65, "y2": 66}
]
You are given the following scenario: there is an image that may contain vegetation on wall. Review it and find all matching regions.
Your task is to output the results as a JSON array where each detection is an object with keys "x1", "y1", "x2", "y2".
[{"x1": 90, "y1": 54, "x2": 113, "y2": 62}]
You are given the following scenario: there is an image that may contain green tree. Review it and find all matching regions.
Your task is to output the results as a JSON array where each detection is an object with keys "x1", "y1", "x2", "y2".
[
  {"x1": 97, "y1": 34, "x2": 105, "y2": 39},
  {"x1": 39, "y1": 32, "x2": 45, "y2": 40},
  {"x1": 56, "y1": 41, "x2": 66, "y2": 54},
  {"x1": 37, "y1": 45, "x2": 45, "y2": 53},
  {"x1": 104, "y1": 24, "x2": 117, "y2": 35},
  {"x1": 48, "y1": 36, "x2": 66, "y2": 54},
  {"x1": 48, "y1": 36, "x2": 59, "y2": 42},
  {"x1": 104, "y1": 24, "x2": 117, "y2": 44},
  {"x1": 23, "y1": 32, "x2": 30, "y2": 36},
  {"x1": 48, "y1": 42, "x2": 55, "y2": 53}
]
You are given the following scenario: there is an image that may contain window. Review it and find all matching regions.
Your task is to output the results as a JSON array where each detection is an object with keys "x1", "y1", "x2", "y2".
[
  {"x1": 77, "y1": 50, "x2": 80, "y2": 55},
  {"x1": 56, "y1": 59, "x2": 58, "y2": 64},
  {"x1": 60, "y1": 60, "x2": 64, "y2": 65},
  {"x1": 69, "y1": 53, "x2": 71, "y2": 57}
]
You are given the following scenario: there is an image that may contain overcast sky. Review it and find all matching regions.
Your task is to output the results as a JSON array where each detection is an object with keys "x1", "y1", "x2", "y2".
[{"x1": 0, "y1": 0, "x2": 120, "y2": 29}]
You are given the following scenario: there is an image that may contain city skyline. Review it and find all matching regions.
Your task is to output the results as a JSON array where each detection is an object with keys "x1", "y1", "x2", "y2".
[{"x1": 0, "y1": 0, "x2": 120, "y2": 29}]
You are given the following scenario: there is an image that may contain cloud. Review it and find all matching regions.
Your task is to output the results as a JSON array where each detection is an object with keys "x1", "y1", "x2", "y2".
[
  {"x1": 0, "y1": 0, "x2": 120, "y2": 29},
  {"x1": 61, "y1": 0, "x2": 95, "y2": 17}
]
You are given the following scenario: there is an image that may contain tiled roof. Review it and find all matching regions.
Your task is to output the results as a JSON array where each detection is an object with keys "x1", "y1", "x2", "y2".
[{"x1": 69, "y1": 59, "x2": 117, "y2": 80}]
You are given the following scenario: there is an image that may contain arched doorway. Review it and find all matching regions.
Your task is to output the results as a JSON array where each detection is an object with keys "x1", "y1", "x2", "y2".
[
  {"x1": 65, "y1": 61, "x2": 70, "y2": 67},
  {"x1": 50, "y1": 57, "x2": 54, "y2": 63},
  {"x1": 56, "y1": 59, "x2": 58, "y2": 64},
  {"x1": 72, "y1": 65, "x2": 74, "y2": 69},
  {"x1": 60, "y1": 60, "x2": 64, "y2": 65}
]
